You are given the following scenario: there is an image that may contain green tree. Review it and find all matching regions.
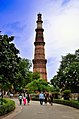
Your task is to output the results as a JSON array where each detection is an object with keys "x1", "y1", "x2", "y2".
[
  {"x1": 0, "y1": 34, "x2": 40, "y2": 92},
  {"x1": 59, "y1": 53, "x2": 77, "y2": 70},
  {"x1": 0, "y1": 34, "x2": 20, "y2": 92},
  {"x1": 51, "y1": 51, "x2": 79, "y2": 93},
  {"x1": 26, "y1": 79, "x2": 56, "y2": 93},
  {"x1": 15, "y1": 58, "x2": 32, "y2": 90},
  {"x1": 63, "y1": 62, "x2": 79, "y2": 92},
  {"x1": 32, "y1": 72, "x2": 40, "y2": 80},
  {"x1": 15, "y1": 59, "x2": 41, "y2": 91}
]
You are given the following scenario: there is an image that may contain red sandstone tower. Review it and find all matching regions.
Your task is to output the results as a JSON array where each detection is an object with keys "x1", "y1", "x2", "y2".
[{"x1": 32, "y1": 13, "x2": 47, "y2": 81}]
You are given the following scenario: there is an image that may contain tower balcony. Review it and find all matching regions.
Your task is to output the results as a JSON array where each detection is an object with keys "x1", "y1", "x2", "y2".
[
  {"x1": 32, "y1": 59, "x2": 47, "y2": 64},
  {"x1": 34, "y1": 41, "x2": 45, "y2": 46}
]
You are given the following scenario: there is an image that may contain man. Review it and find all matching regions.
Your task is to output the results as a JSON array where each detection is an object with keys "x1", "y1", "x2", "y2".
[
  {"x1": 48, "y1": 93, "x2": 53, "y2": 106},
  {"x1": 39, "y1": 92, "x2": 45, "y2": 105}
]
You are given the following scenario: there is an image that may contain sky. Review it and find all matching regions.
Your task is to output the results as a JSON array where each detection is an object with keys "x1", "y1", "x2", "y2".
[{"x1": 0, "y1": 0, "x2": 79, "y2": 81}]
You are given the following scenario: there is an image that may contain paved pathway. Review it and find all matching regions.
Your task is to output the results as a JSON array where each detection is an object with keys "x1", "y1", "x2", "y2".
[{"x1": 1, "y1": 98, "x2": 79, "y2": 119}]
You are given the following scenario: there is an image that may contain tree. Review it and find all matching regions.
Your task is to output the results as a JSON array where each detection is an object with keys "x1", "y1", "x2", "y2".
[
  {"x1": 0, "y1": 34, "x2": 20, "y2": 92},
  {"x1": 0, "y1": 34, "x2": 41, "y2": 92},
  {"x1": 24, "y1": 72, "x2": 40, "y2": 85},
  {"x1": 15, "y1": 58, "x2": 32, "y2": 90},
  {"x1": 51, "y1": 51, "x2": 79, "y2": 93},
  {"x1": 63, "y1": 62, "x2": 79, "y2": 92},
  {"x1": 26, "y1": 79, "x2": 56, "y2": 93},
  {"x1": 59, "y1": 53, "x2": 77, "y2": 70},
  {"x1": 15, "y1": 59, "x2": 41, "y2": 91}
]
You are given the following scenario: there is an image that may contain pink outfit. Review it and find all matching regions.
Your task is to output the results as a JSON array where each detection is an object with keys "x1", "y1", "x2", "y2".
[{"x1": 23, "y1": 97, "x2": 26, "y2": 105}]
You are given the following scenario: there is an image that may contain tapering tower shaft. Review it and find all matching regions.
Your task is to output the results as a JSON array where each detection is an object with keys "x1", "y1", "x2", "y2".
[{"x1": 33, "y1": 13, "x2": 47, "y2": 81}]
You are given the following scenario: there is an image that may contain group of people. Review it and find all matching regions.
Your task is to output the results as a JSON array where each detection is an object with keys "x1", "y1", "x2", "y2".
[
  {"x1": 18, "y1": 91, "x2": 53, "y2": 106},
  {"x1": 39, "y1": 92, "x2": 53, "y2": 106},
  {"x1": 18, "y1": 92, "x2": 30, "y2": 105}
]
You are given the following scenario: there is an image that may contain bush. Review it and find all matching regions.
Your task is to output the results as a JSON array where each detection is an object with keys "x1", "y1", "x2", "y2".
[
  {"x1": 31, "y1": 94, "x2": 39, "y2": 101},
  {"x1": 53, "y1": 92, "x2": 60, "y2": 99},
  {"x1": 0, "y1": 98, "x2": 15, "y2": 116},
  {"x1": 62, "y1": 90, "x2": 71, "y2": 100},
  {"x1": 53, "y1": 99, "x2": 79, "y2": 109}
]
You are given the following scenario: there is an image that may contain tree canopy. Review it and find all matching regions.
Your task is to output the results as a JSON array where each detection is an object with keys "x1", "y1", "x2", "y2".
[
  {"x1": 0, "y1": 34, "x2": 32, "y2": 92},
  {"x1": 26, "y1": 79, "x2": 57, "y2": 93},
  {"x1": 0, "y1": 34, "x2": 20, "y2": 91},
  {"x1": 51, "y1": 50, "x2": 79, "y2": 93}
]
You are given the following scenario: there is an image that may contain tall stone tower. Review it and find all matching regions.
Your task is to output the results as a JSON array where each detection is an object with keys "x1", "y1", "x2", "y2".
[{"x1": 32, "y1": 13, "x2": 47, "y2": 81}]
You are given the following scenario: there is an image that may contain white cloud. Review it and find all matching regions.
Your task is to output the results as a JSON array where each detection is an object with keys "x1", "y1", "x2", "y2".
[
  {"x1": 41, "y1": 0, "x2": 79, "y2": 80},
  {"x1": 1, "y1": 0, "x2": 79, "y2": 81}
]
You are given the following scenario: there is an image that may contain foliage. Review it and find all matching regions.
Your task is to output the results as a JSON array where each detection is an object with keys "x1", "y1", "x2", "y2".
[
  {"x1": 51, "y1": 51, "x2": 79, "y2": 93},
  {"x1": 0, "y1": 34, "x2": 20, "y2": 91},
  {"x1": 53, "y1": 92, "x2": 60, "y2": 99},
  {"x1": 0, "y1": 98, "x2": 15, "y2": 116},
  {"x1": 53, "y1": 99, "x2": 79, "y2": 109},
  {"x1": 31, "y1": 94, "x2": 39, "y2": 101},
  {"x1": 0, "y1": 34, "x2": 34, "y2": 92},
  {"x1": 62, "y1": 90, "x2": 71, "y2": 100},
  {"x1": 25, "y1": 79, "x2": 56, "y2": 93},
  {"x1": 15, "y1": 66, "x2": 41, "y2": 92},
  {"x1": 63, "y1": 62, "x2": 79, "y2": 92},
  {"x1": 59, "y1": 53, "x2": 77, "y2": 70},
  {"x1": 15, "y1": 58, "x2": 32, "y2": 91},
  {"x1": 32, "y1": 72, "x2": 40, "y2": 80}
]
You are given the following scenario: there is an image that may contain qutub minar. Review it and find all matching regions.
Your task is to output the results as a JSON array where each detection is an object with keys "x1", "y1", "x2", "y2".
[{"x1": 32, "y1": 13, "x2": 47, "y2": 81}]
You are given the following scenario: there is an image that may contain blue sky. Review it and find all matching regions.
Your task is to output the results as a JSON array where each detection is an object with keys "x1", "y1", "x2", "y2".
[{"x1": 0, "y1": 0, "x2": 79, "y2": 81}]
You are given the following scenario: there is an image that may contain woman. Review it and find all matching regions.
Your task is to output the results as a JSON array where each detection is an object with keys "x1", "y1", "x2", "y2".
[{"x1": 23, "y1": 94, "x2": 27, "y2": 105}]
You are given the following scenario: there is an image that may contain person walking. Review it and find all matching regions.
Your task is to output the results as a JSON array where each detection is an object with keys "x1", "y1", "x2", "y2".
[
  {"x1": 27, "y1": 92, "x2": 30, "y2": 105},
  {"x1": 48, "y1": 93, "x2": 53, "y2": 106},
  {"x1": 39, "y1": 91, "x2": 45, "y2": 105},
  {"x1": 23, "y1": 94, "x2": 27, "y2": 105},
  {"x1": 18, "y1": 93, "x2": 23, "y2": 105},
  {"x1": 44, "y1": 92, "x2": 48, "y2": 105}
]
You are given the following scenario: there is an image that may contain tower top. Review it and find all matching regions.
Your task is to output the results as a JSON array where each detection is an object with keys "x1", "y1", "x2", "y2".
[
  {"x1": 37, "y1": 13, "x2": 43, "y2": 23},
  {"x1": 37, "y1": 13, "x2": 42, "y2": 17}
]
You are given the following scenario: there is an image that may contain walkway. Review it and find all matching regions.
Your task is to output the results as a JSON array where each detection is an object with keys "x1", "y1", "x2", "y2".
[{"x1": 1, "y1": 98, "x2": 79, "y2": 119}]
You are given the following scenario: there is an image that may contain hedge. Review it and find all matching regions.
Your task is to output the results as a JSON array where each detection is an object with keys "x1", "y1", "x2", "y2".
[
  {"x1": 53, "y1": 99, "x2": 79, "y2": 109},
  {"x1": 0, "y1": 98, "x2": 15, "y2": 116},
  {"x1": 31, "y1": 95, "x2": 79, "y2": 109}
]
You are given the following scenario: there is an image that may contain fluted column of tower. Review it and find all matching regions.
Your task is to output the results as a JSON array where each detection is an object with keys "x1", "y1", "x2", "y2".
[{"x1": 32, "y1": 13, "x2": 47, "y2": 81}]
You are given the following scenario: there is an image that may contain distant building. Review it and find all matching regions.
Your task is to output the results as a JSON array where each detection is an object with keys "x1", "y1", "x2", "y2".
[{"x1": 32, "y1": 13, "x2": 47, "y2": 81}]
